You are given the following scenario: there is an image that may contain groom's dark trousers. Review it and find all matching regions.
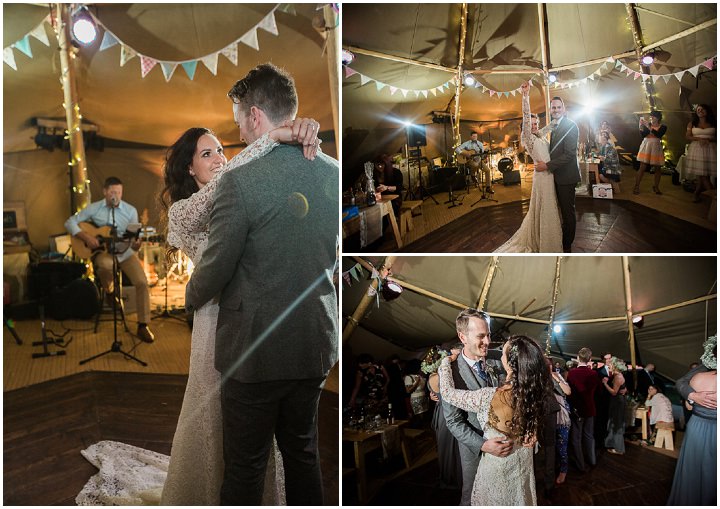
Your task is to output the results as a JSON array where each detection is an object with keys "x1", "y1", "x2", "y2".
[{"x1": 221, "y1": 377, "x2": 325, "y2": 505}]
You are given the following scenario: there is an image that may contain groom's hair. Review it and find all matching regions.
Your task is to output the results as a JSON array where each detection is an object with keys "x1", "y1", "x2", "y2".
[
  {"x1": 456, "y1": 308, "x2": 491, "y2": 335},
  {"x1": 228, "y1": 63, "x2": 298, "y2": 124}
]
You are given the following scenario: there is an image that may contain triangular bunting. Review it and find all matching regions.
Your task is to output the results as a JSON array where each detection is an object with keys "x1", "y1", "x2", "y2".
[
  {"x1": 221, "y1": 43, "x2": 238, "y2": 65},
  {"x1": 3, "y1": 47, "x2": 17, "y2": 70},
  {"x1": 662, "y1": 74, "x2": 671, "y2": 84},
  {"x1": 258, "y1": 10, "x2": 279, "y2": 36},
  {"x1": 29, "y1": 22, "x2": 50, "y2": 46},
  {"x1": 277, "y1": 4, "x2": 297, "y2": 15},
  {"x1": 375, "y1": 81, "x2": 386, "y2": 91},
  {"x1": 702, "y1": 58, "x2": 714, "y2": 70},
  {"x1": 100, "y1": 31, "x2": 119, "y2": 51},
  {"x1": 615, "y1": 60, "x2": 622, "y2": 69},
  {"x1": 437, "y1": 86, "x2": 444, "y2": 94},
  {"x1": 351, "y1": 265, "x2": 360, "y2": 281},
  {"x1": 489, "y1": 90, "x2": 495, "y2": 97},
  {"x1": 430, "y1": 88, "x2": 437, "y2": 96},
  {"x1": 625, "y1": 68, "x2": 633, "y2": 76},
  {"x1": 160, "y1": 62, "x2": 177, "y2": 82},
  {"x1": 370, "y1": 268, "x2": 379, "y2": 280},
  {"x1": 510, "y1": 89, "x2": 517, "y2": 96},
  {"x1": 422, "y1": 90, "x2": 428, "y2": 98},
  {"x1": 182, "y1": 61, "x2": 198, "y2": 80},
  {"x1": 120, "y1": 45, "x2": 137, "y2": 66},
  {"x1": 401, "y1": 89, "x2": 409, "y2": 97},
  {"x1": 674, "y1": 71, "x2": 685, "y2": 81},
  {"x1": 345, "y1": 66, "x2": 357, "y2": 78},
  {"x1": 581, "y1": 78, "x2": 588, "y2": 84},
  {"x1": 342, "y1": 272, "x2": 351, "y2": 286},
  {"x1": 239, "y1": 29, "x2": 260, "y2": 51},
  {"x1": 652, "y1": 74, "x2": 661, "y2": 83},
  {"x1": 359, "y1": 74, "x2": 371, "y2": 86},
  {"x1": 633, "y1": 72, "x2": 640, "y2": 80},
  {"x1": 390, "y1": 86, "x2": 398, "y2": 95},
  {"x1": 201, "y1": 53, "x2": 219, "y2": 75},
  {"x1": 414, "y1": 90, "x2": 420, "y2": 97},
  {"x1": 14, "y1": 36, "x2": 32, "y2": 59},
  {"x1": 688, "y1": 65, "x2": 700, "y2": 77},
  {"x1": 140, "y1": 55, "x2": 157, "y2": 78},
  {"x1": 589, "y1": 74, "x2": 595, "y2": 80}
]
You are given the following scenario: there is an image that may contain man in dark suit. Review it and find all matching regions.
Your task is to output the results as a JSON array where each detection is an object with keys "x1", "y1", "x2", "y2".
[
  {"x1": 185, "y1": 63, "x2": 338, "y2": 505},
  {"x1": 635, "y1": 363, "x2": 656, "y2": 399},
  {"x1": 442, "y1": 308, "x2": 512, "y2": 505},
  {"x1": 534, "y1": 96, "x2": 581, "y2": 253},
  {"x1": 566, "y1": 347, "x2": 600, "y2": 472},
  {"x1": 593, "y1": 352, "x2": 612, "y2": 446}
]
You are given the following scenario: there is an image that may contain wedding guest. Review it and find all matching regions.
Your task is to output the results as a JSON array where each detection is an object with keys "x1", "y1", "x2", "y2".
[
  {"x1": 684, "y1": 104, "x2": 716, "y2": 203},
  {"x1": 566, "y1": 347, "x2": 600, "y2": 472},
  {"x1": 634, "y1": 111, "x2": 667, "y2": 195},
  {"x1": 374, "y1": 154, "x2": 404, "y2": 215},
  {"x1": 635, "y1": 363, "x2": 656, "y2": 400},
  {"x1": 385, "y1": 354, "x2": 409, "y2": 420},
  {"x1": 597, "y1": 132, "x2": 621, "y2": 193},
  {"x1": 405, "y1": 358, "x2": 429, "y2": 424},
  {"x1": 595, "y1": 120, "x2": 617, "y2": 146},
  {"x1": 349, "y1": 354, "x2": 389, "y2": 416},
  {"x1": 550, "y1": 362, "x2": 572, "y2": 484},
  {"x1": 668, "y1": 336, "x2": 716, "y2": 505},
  {"x1": 645, "y1": 384, "x2": 674, "y2": 446},
  {"x1": 594, "y1": 352, "x2": 612, "y2": 447},
  {"x1": 602, "y1": 356, "x2": 627, "y2": 455}
]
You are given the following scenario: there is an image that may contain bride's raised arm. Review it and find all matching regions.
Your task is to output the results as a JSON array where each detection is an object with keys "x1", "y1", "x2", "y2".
[
  {"x1": 438, "y1": 357, "x2": 492, "y2": 413},
  {"x1": 520, "y1": 82, "x2": 536, "y2": 157}
]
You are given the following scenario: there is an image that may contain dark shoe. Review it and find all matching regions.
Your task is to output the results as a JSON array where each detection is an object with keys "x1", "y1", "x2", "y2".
[
  {"x1": 136, "y1": 325, "x2": 155, "y2": 343},
  {"x1": 633, "y1": 185, "x2": 640, "y2": 195},
  {"x1": 486, "y1": 187, "x2": 495, "y2": 194},
  {"x1": 652, "y1": 186, "x2": 662, "y2": 195}
]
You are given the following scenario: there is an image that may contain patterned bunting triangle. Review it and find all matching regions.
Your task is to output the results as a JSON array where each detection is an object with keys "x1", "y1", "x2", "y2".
[
  {"x1": 414, "y1": 90, "x2": 420, "y2": 97},
  {"x1": 3, "y1": 47, "x2": 17, "y2": 70},
  {"x1": 345, "y1": 66, "x2": 357, "y2": 78},
  {"x1": 160, "y1": 62, "x2": 177, "y2": 82},
  {"x1": 389, "y1": 86, "x2": 398, "y2": 95},
  {"x1": 702, "y1": 58, "x2": 714, "y2": 70},
  {"x1": 259, "y1": 10, "x2": 279, "y2": 36},
  {"x1": 239, "y1": 29, "x2": 260, "y2": 51},
  {"x1": 674, "y1": 71, "x2": 685, "y2": 81},
  {"x1": 430, "y1": 88, "x2": 437, "y2": 96},
  {"x1": 182, "y1": 61, "x2": 198, "y2": 80},
  {"x1": 29, "y1": 22, "x2": 50, "y2": 46},
  {"x1": 100, "y1": 31, "x2": 119, "y2": 51},
  {"x1": 375, "y1": 81, "x2": 385, "y2": 91},
  {"x1": 687, "y1": 65, "x2": 700, "y2": 77},
  {"x1": 140, "y1": 55, "x2": 157, "y2": 78},
  {"x1": 422, "y1": 90, "x2": 428, "y2": 98},
  {"x1": 662, "y1": 74, "x2": 671, "y2": 84},
  {"x1": 221, "y1": 43, "x2": 238, "y2": 65},
  {"x1": 120, "y1": 45, "x2": 137, "y2": 66},
  {"x1": 401, "y1": 89, "x2": 409, "y2": 97},
  {"x1": 615, "y1": 60, "x2": 623, "y2": 69},
  {"x1": 277, "y1": 4, "x2": 296, "y2": 15},
  {"x1": 359, "y1": 74, "x2": 371, "y2": 86},
  {"x1": 652, "y1": 74, "x2": 661, "y2": 83},
  {"x1": 201, "y1": 53, "x2": 219, "y2": 75},
  {"x1": 14, "y1": 36, "x2": 32, "y2": 58},
  {"x1": 342, "y1": 272, "x2": 351, "y2": 286}
]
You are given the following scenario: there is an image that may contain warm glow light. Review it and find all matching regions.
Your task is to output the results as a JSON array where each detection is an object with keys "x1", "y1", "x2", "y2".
[{"x1": 72, "y1": 17, "x2": 97, "y2": 45}]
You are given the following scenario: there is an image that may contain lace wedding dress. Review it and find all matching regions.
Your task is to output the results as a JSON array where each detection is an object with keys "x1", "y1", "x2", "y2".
[
  {"x1": 76, "y1": 133, "x2": 286, "y2": 506},
  {"x1": 495, "y1": 93, "x2": 562, "y2": 253},
  {"x1": 438, "y1": 358, "x2": 537, "y2": 505}
]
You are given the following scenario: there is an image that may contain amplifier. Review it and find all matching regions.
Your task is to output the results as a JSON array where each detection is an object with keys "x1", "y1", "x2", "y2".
[{"x1": 503, "y1": 170, "x2": 521, "y2": 186}]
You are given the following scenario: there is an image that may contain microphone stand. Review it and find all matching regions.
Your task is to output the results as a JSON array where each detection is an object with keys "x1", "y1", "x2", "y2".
[{"x1": 80, "y1": 200, "x2": 147, "y2": 367}]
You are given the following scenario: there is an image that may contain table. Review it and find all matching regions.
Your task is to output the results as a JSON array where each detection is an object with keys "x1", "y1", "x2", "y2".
[
  {"x1": 635, "y1": 406, "x2": 648, "y2": 440},
  {"x1": 581, "y1": 160, "x2": 601, "y2": 189},
  {"x1": 342, "y1": 195, "x2": 403, "y2": 249},
  {"x1": 343, "y1": 419, "x2": 411, "y2": 504}
]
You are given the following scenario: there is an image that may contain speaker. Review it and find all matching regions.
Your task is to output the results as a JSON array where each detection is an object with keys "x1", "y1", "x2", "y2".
[
  {"x1": 28, "y1": 262, "x2": 87, "y2": 301},
  {"x1": 47, "y1": 278, "x2": 99, "y2": 320},
  {"x1": 407, "y1": 124, "x2": 427, "y2": 147},
  {"x1": 503, "y1": 170, "x2": 521, "y2": 185}
]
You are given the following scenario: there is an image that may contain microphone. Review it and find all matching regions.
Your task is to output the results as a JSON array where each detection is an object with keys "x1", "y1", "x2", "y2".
[{"x1": 110, "y1": 196, "x2": 119, "y2": 206}]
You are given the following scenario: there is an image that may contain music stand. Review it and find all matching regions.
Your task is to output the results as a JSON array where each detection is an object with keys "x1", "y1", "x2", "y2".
[{"x1": 80, "y1": 207, "x2": 146, "y2": 367}]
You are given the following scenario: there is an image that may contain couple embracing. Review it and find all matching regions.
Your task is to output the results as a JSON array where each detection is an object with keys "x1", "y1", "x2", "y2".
[
  {"x1": 439, "y1": 308, "x2": 551, "y2": 506},
  {"x1": 496, "y1": 82, "x2": 581, "y2": 253}
]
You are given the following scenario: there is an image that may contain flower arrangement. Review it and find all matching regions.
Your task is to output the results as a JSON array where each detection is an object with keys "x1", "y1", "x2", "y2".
[
  {"x1": 421, "y1": 346, "x2": 447, "y2": 374},
  {"x1": 701, "y1": 335, "x2": 717, "y2": 370}
]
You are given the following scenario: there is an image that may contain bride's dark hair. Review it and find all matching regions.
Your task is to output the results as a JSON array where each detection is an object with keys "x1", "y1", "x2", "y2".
[{"x1": 504, "y1": 335, "x2": 552, "y2": 443}]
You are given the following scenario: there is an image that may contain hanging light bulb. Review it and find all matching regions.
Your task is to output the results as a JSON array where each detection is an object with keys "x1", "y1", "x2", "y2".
[
  {"x1": 71, "y1": 9, "x2": 97, "y2": 46},
  {"x1": 641, "y1": 51, "x2": 655, "y2": 66},
  {"x1": 548, "y1": 73, "x2": 558, "y2": 84},
  {"x1": 463, "y1": 73, "x2": 476, "y2": 86}
]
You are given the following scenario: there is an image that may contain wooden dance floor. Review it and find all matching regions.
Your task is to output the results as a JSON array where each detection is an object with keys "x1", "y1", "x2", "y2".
[
  {"x1": 3, "y1": 372, "x2": 339, "y2": 506},
  {"x1": 400, "y1": 198, "x2": 716, "y2": 253}
]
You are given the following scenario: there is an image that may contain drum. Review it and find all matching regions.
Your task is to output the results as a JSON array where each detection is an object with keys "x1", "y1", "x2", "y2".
[{"x1": 498, "y1": 157, "x2": 514, "y2": 173}]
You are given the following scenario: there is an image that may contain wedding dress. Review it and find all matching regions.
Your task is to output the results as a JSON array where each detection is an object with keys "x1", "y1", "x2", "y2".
[
  {"x1": 495, "y1": 93, "x2": 562, "y2": 253},
  {"x1": 438, "y1": 358, "x2": 537, "y2": 505},
  {"x1": 76, "y1": 133, "x2": 286, "y2": 506}
]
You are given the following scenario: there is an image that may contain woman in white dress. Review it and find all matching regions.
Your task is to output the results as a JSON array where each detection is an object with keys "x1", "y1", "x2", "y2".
[
  {"x1": 495, "y1": 82, "x2": 562, "y2": 253},
  {"x1": 75, "y1": 120, "x2": 320, "y2": 506},
  {"x1": 438, "y1": 335, "x2": 551, "y2": 506},
  {"x1": 684, "y1": 104, "x2": 716, "y2": 203}
]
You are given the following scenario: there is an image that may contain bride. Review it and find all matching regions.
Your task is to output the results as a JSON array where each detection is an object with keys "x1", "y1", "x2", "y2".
[
  {"x1": 438, "y1": 335, "x2": 550, "y2": 505},
  {"x1": 75, "y1": 119, "x2": 320, "y2": 506},
  {"x1": 495, "y1": 81, "x2": 562, "y2": 253}
]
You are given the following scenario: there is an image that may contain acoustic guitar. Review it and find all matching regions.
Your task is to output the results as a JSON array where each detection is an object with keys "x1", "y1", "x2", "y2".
[{"x1": 71, "y1": 222, "x2": 114, "y2": 259}]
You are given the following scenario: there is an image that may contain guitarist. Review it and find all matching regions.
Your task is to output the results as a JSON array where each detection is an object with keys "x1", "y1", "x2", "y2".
[
  {"x1": 64, "y1": 176, "x2": 155, "y2": 343},
  {"x1": 455, "y1": 131, "x2": 493, "y2": 194}
]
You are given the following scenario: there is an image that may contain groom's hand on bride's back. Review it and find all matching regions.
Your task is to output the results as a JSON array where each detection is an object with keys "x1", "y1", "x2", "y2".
[{"x1": 481, "y1": 436, "x2": 514, "y2": 457}]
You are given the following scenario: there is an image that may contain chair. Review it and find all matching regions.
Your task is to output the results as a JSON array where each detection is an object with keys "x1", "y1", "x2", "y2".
[
  {"x1": 93, "y1": 266, "x2": 130, "y2": 333},
  {"x1": 653, "y1": 422, "x2": 674, "y2": 451}
]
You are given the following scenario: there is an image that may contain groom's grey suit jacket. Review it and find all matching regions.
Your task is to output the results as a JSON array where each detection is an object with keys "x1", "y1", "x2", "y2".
[
  {"x1": 185, "y1": 144, "x2": 339, "y2": 383},
  {"x1": 547, "y1": 116, "x2": 581, "y2": 185}
]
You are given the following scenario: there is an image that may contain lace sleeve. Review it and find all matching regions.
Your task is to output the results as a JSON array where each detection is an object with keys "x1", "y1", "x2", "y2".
[
  {"x1": 520, "y1": 93, "x2": 536, "y2": 157},
  {"x1": 438, "y1": 358, "x2": 493, "y2": 413}
]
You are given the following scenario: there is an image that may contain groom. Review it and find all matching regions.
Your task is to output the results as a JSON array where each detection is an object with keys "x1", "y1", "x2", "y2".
[
  {"x1": 185, "y1": 63, "x2": 338, "y2": 505},
  {"x1": 443, "y1": 308, "x2": 512, "y2": 505},
  {"x1": 534, "y1": 96, "x2": 580, "y2": 253}
]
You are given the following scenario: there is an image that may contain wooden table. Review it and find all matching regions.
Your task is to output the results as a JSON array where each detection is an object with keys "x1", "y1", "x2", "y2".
[
  {"x1": 342, "y1": 195, "x2": 403, "y2": 249},
  {"x1": 343, "y1": 419, "x2": 411, "y2": 504},
  {"x1": 581, "y1": 160, "x2": 601, "y2": 189},
  {"x1": 635, "y1": 406, "x2": 648, "y2": 440}
]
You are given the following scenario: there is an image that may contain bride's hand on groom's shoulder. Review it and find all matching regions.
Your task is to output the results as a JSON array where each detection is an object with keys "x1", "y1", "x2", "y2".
[{"x1": 271, "y1": 118, "x2": 321, "y2": 160}]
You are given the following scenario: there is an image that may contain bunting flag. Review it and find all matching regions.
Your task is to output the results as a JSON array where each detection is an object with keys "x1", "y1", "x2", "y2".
[
  {"x1": 350, "y1": 264, "x2": 361, "y2": 281},
  {"x1": 343, "y1": 66, "x2": 454, "y2": 98},
  {"x1": 375, "y1": 81, "x2": 385, "y2": 91},
  {"x1": 389, "y1": 86, "x2": 398, "y2": 95},
  {"x1": 100, "y1": 31, "x2": 119, "y2": 51},
  {"x1": 239, "y1": 28, "x2": 260, "y2": 51},
  {"x1": 259, "y1": 10, "x2": 279, "y2": 35},
  {"x1": 343, "y1": 272, "x2": 351, "y2": 286},
  {"x1": 201, "y1": 53, "x2": 219, "y2": 75},
  {"x1": 360, "y1": 74, "x2": 371, "y2": 86},
  {"x1": 120, "y1": 45, "x2": 137, "y2": 66},
  {"x1": 220, "y1": 43, "x2": 238, "y2": 65},
  {"x1": 344, "y1": 66, "x2": 357, "y2": 78},
  {"x1": 160, "y1": 62, "x2": 177, "y2": 82},
  {"x1": 702, "y1": 57, "x2": 714, "y2": 70},
  {"x1": 29, "y1": 22, "x2": 50, "y2": 46},
  {"x1": 14, "y1": 36, "x2": 32, "y2": 58},
  {"x1": 3, "y1": 15, "x2": 51, "y2": 70},
  {"x1": 3, "y1": 47, "x2": 17, "y2": 70},
  {"x1": 182, "y1": 61, "x2": 198, "y2": 80},
  {"x1": 140, "y1": 55, "x2": 157, "y2": 78}
]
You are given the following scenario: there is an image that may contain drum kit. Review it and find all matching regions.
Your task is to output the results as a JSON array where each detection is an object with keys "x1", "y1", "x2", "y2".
[{"x1": 457, "y1": 140, "x2": 519, "y2": 188}]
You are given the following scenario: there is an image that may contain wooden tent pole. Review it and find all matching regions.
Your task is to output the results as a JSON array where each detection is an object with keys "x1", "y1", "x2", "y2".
[
  {"x1": 344, "y1": 45, "x2": 455, "y2": 73},
  {"x1": 55, "y1": 3, "x2": 91, "y2": 212},
  {"x1": 642, "y1": 18, "x2": 717, "y2": 52},
  {"x1": 476, "y1": 256, "x2": 499, "y2": 311},
  {"x1": 639, "y1": 294, "x2": 717, "y2": 316},
  {"x1": 342, "y1": 256, "x2": 397, "y2": 345},
  {"x1": 544, "y1": 256, "x2": 562, "y2": 355},
  {"x1": 621, "y1": 257, "x2": 639, "y2": 391},
  {"x1": 537, "y1": 3, "x2": 552, "y2": 114},
  {"x1": 625, "y1": 3, "x2": 657, "y2": 111},
  {"x1": 323, "y1": 5, "x2": 340, "y2": 155},
  {"x1": 452, "y1": 3, "x2": 469, "y2": 156}
]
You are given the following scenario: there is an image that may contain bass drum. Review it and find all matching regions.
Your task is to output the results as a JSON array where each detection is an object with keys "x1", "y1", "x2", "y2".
[{"x1": 498, "y1": 157, "x2": 513, "y2": 173}]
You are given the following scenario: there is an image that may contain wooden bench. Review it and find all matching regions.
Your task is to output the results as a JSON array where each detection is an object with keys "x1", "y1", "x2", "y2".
[{"x1": 399, "y1": 200, "x2": 423, "y2": 238}]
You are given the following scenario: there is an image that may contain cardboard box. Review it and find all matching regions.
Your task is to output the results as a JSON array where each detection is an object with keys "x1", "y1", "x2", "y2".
[{"x1": 592, "y1": 184, "x2": 613, "y2": 199}]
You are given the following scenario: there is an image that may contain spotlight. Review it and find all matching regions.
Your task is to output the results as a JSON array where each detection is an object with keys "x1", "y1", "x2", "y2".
[
  {"x1": 71, "y1": 10, "x2": 97, "y2": 46},
  {"x1": 553, "y1": 324, "x2": 563, "y2": 334},
  {"x1": 402, "y1": 120, "x2": 412, "y2": 127},
  {"x1": 464, "y1": 73, "x2": 476, "y2": 86},
  {"x1": 632, "y1": 315, "x2": 644, "y2": 328},
  {"x1": 548, "y1": 73, "x2": 558, "y2": 83},
  {"x1": 341, "y1": 49, "x2": 355, "y2": 66},
  {"x1": 381, "y1": 280, "x2": 403, "y2": 301},
  {"x1": 641, "y1": 51, "x2": 655, "y2": 66}
]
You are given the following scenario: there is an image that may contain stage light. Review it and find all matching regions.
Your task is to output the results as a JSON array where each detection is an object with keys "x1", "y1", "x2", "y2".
[
  {"x1": 381, "y1": 280, "x2": 403, "y2": 301},
  {"x1": 641, "y1": 51, "x2": 655, "y2": 66},
  {"x1": 402, "y1": 120, "x2": 412, "y2": 127},
  {"x1": 632, "y1": 315, "x2": 644, "y2": 328},
  {"x1": 71, "y1": 10, "x2": 97, "y2": 45},
  {"x1": 464, "y1": 73, "x2": 476, "y2": 86},
  {"x1": 553, "y1": 324, "x2": 563, "y2": 334},
  {"x1": 341, "y1": 49, "x2": 355, "y2": 66},
  {"x1": 548, "y1": 73, "x2": 558, "y2": 83}
]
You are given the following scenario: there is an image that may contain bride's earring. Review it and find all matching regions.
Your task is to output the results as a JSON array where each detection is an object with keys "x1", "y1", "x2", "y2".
[{"x1": 189, "y1": 170, "x2": 196, "y2": 176}]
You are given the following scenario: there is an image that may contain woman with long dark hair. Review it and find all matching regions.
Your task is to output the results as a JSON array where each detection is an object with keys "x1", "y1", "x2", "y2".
[
  {"x1": 685, "y1": 104, "x2": 716, "y2": 203},
  {"x1": 601, "y1": 356, "x2": 627, "y2": 455},
  {"x1": 438, "y1": 335, "x2": 551, "y2": 505}
]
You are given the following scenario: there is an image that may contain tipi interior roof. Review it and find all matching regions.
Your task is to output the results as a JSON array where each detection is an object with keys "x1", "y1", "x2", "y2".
[
  {"x1": 342, "y1": 256, "x2": 717, "y2": 381},
  {"x1": 342, "y1": 3, "x2": 716, "y2": 180}
]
